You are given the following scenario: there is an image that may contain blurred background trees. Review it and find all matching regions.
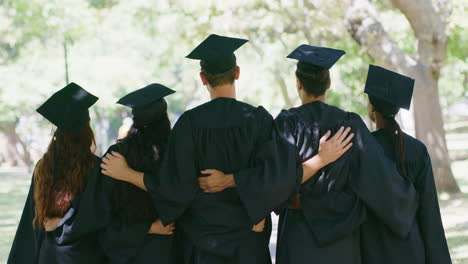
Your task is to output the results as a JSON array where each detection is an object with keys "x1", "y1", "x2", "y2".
[{"x1": 0, "y1": 0, "x2": 466, "y2": 192}]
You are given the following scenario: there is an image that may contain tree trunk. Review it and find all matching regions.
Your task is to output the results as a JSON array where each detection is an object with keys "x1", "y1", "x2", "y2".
[
  {"x1": 272, "y1": 68, "x2": 294, "y2": 108},
  {"x1": 1, "y1": 123, "x2": 33, "y2": 169},
  {"x1": 2, "y1": 130, "x2": 21, "y2": 166},
  {"x1": 412, "y1": 69, "x2": 460, "y2": 192},
  {"x1": 389, "y1": 0, "x2": 459, "y2": 192},
  {"x1": 63, "y1": 39, "x2": 69, "y2": 84}
]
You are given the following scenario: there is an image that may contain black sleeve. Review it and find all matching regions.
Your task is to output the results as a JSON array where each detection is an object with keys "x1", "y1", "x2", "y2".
[
  {"x1": 98, "y1": 218, "x2": 152, "y2": 263},
  {"x1": 299, "y1": 154, "x2": 367, "y2": 247},
  {"x1": 8, "y1": 175, "x2": 44, "y2": 264},
  {"x1": 233, "y1": 108, "x2": 302, "y2": 224},
  {"x1": 271, "y1": 111, "x2": 303, "y2": 214},
  {"x1": 348, "y1": 114, "x2": 418, "y2": 238},
  {"x1": 415, "y1": 148, "x2": 452, "y2": 264},
  {"x1": 274, "y1": 111, "x2": 298, "y2": 147},
  {"x1": 144, "y1": 113, "x2": 199, "y2": 226}
]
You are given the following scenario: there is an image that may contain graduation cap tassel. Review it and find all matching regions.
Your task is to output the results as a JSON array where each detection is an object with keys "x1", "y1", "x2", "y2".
[{"x1": 53, "y1": 133, "x2": 58, "y2": 180}]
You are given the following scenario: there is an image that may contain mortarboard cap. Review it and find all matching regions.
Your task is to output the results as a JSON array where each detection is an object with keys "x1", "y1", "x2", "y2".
[
  {"x1": 364, "y1": 65, "x2": 414, "y2": 111},
  {"x1": 36, "y1": 82, "x2": 98, "y2": 132},
  {"x1": 117, "y1": 83, "x2": 175, "y2": 108},
  {"x1": 117, "y1": 83, "x2": 175, "y2": 127},
  {"x1": 186, "y1": 34, "x2": 248, "y2": 74},
  {"x1": 287, "y1": 44, "x2": 345, "y2": 72}
]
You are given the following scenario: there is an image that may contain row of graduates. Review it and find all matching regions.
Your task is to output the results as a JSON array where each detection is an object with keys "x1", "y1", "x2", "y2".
[{"x1": 8, "y1": 34, "x2": 452, "y2": 264}]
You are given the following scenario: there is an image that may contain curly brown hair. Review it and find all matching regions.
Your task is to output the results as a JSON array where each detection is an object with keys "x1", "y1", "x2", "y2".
[{"x1": 33, "y1": 117, "x2": 97, "y2": 230}]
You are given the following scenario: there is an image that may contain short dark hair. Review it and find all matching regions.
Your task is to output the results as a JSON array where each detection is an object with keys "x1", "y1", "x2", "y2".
[
  {"x1": 202, "y1": 67, "x2": 237, "y2": 87},
  {"x1": 295, "y1": 69, "x2": 330, "y2": 97}
]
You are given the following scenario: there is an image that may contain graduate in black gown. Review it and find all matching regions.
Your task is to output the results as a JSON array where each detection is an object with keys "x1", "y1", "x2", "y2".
[
  {"x1": 98, "y1": 83, "x2": 177, "y2": 264},
  {"x1": 271, "y1": 45, "x2": 419, "y2": 264},
  {"x1": 101, "y1": 35, "x2": 345, "y2": 264},
  {"x1": 361, "y1": 65, "x2": 452, "y2": 264},
  {"x1": 8, "y1": 83, "x2": 109, "y2": 264}
]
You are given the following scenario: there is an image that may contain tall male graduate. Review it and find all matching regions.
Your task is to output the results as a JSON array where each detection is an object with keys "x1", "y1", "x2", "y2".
[{"x1": 101, "y1": 35, "x2": 350, "y2": 264}]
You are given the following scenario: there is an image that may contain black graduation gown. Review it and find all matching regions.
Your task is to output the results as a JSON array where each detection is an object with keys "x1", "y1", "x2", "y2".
[
  {"x1": 98, "y1": 144, "x2": 175, "y2": 264},
  {"x1": 360, "y1": 130, "x2": 452, "y2": 264},
  {"x1": 8, "y1": 157, "x2": 110, "y2": 264},
  {"x1": 274, "y1": 101, "x2": 418, "y2": 264},
  {"x1": 143, "y1": 98, "x2": 300, "y2": 264}
]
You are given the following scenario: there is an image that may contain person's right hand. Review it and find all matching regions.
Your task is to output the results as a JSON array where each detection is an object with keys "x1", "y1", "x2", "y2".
[
  {"x1": 252, "y1": 219, "x2": 266, "y2": 232},
  {"x1": 148, "y1": 219, "x2": 175, "y2": 235},
  {"x1": 101, "y1": 151, "x2": 132, "y2": 182},
  {"x1": 198, "y1": 169, "x2": 235, "y2": 193},
  {"x1": 317, "y1": 127, "x2": 354, "y2": 166}
]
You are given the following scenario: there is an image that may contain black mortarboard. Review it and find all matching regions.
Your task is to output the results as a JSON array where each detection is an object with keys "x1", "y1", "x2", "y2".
[
  {"x1": 186, "y1": 34, "x2": 248, "y2": 74},
  {"x1": 117, "y1": 83, "x2": 175, "y2": 127},
  {"x1": 364, "y1": 65, "x2": 414, "y2": 111},
  {"x1": 117, "y1": 83, "x2": 175, "y2": 108},
  {"x1": 287, "y1": 44, "x2": 345, "y2": 72},
  {"x1": 36, "y1": 82, "x2": 98, "y2": 132}
]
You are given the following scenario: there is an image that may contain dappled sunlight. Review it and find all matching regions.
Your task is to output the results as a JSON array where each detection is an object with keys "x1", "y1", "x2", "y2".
[
  {"x1": 0, "y1": 0, "x2": 466, "y2": 262},
  {"x1": 446, "y1": 226, "x2": 468, "y2": 264},
  {"x1": 438, "y1": 159, "x2": 468, "y2": 263}
]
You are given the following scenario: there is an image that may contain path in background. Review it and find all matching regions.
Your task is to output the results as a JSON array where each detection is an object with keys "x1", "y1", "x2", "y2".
[{"x1": 1, "y1": 160, "x2": 467, "y2": 263}]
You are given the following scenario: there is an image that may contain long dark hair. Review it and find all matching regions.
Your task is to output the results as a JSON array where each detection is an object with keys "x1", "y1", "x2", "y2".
[
  {"x1": 34, "y1": 116, "x2": 97, "y2": 229},
  {"x1": 112, "y1": 114, "x2": 171, "y2": 221},
  {"x1": 369, "y1": 96, "x2": 407, "y2": 178}
]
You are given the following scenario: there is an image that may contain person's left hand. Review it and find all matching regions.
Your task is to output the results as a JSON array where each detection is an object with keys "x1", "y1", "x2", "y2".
[
  {"x1": 148, "y1": 219, "x2": 175, "y2": 235},
  {"x1": 316, "y1": 127, "x2": 354, "y2": 166},
  {"x1": 101, "y1": 151, "x2": 132, "y2": 182},
  {"x1": 198, "y1": 169, "x2": 234, "y2": 193},
  {"x1": 43, "y1": 217, "x2": 61, "y2": 232},
  {"x1": 252, "y1": 219, "x2": 266, "y2": 232}
]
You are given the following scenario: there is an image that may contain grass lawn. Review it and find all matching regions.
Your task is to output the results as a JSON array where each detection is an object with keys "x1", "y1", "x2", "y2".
[
  {"x1": 442, "y1": 159, "x2": 468, "y2": 264},
  {"x1": 0, "y1": 168, "x2": 31, "y2": 263},
  {"x1": 0, "y1": 160, "x2": 467, "y2": 263}
]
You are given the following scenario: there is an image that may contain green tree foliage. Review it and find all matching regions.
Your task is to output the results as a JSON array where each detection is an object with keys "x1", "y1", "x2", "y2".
[
  {"x1": 87, "y1": 0, "x2": 119, "y2": 10},
  {"x1": 0, "y1": 0, "x2": 56, "y2": 63},
  {"x1": 0, "y1": 0, "x2": 465, "y2": 165},
  {"x1": 440, "y1": 0, "x2": 467, "y2": 111}
]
